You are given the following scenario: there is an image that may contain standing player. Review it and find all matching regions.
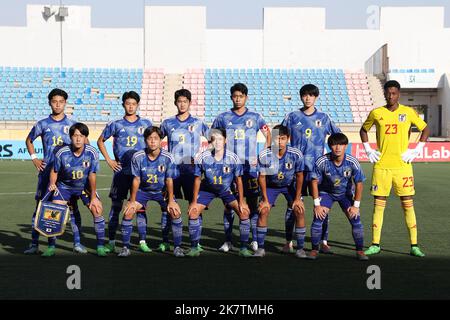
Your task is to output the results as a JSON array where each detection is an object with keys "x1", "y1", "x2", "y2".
[
  {"x1": 253, "y1": 125, "x2": 306, "y2": 258},
  {"x1": 119, "y1": 127, "x2": 182, "y2": 257},
  {"x1": 308, "y1": 133, "x2": 368, "y2": 261},
  {"x1": 186, "y1": 128, "x2": 251, "y2": 257},
  {"x1": 47, "y1": 123, "x2": 106, "y2": 257},
  {"x1": 360, "y1": 80, "x2": 429, "y2": 257},
  {"x1": 211, "y1": 83, "x2": 271, "y2": 253},
  {"x1": 97, "y1": 91, "x2": 152, "y2": 253},
  {"x1": 282, "y1": 84, "x2": 340, "y2": 254},
  {"x1": 159, "y1": 89, "x2": 209, "y2": 252},
  {"x1": 24, "y1": 88, "x2": 85, "y2": 255}
]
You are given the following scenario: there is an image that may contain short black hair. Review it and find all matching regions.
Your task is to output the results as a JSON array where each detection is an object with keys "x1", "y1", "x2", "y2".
[
  {"x1": 327, "y1": 133, "x2": 349, "y2": 148},
  {"x1": 300, "y1": 84, "x2": 319, "y2": 97},
  {"x1": 209, "y1": 128, "x2": 226, "y2": 141},
  {"x1": 384, "y1": 80, "x2": 401, "y2": 91},
  {"x1": 122, "y1": 91, "x2": 141, "y2": 105},
  {"x1": 175, "y1": 89, "x2": 192, "y2": 102},
  {"x1": 230, "y1": 83, "x2": 248, "y2": 96},
  {"x1": 69, "y1": 122, "x2": 89, "y2": 138},
  {"x1": 273, "y1": 124, "x2": 289, "y2": 137},
  {"x1": 48, "y1": 88, "x2": 68, "y2": 102},
  {"x1": 144, "y1": 126, "x2": 163, "y2": 140}
]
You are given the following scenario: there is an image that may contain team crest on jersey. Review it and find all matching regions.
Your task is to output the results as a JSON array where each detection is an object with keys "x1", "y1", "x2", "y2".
[
  {"x1": 245, "y1": 119, "x2": 253, "y2": 128},
  {"x1": 399, "y1": 114, "x2": 407, "y2": 122},
  {"x1": 344, "y1": 168, "x2": 352, "y2": 178},
  {"x1": 158, "y1": 165, "x2": 166, "y2": 173},
  {"x1": 82, "y1": 160, "x2": 90, "y2": 168},
  {"x1": 372, "y1": 185, "x2": 378, "y2": 191},
  {"x1": 63, "y1": 126, "x2": 70, "y2": 134},
  {"x1": 138, "y1": 126, "x2": 145, "y2": 135},
  {"x1": 223, "y1": 166, "x2": 231, "y2": 174},
  {"x1": 285, "y1": 162, "x2": 293, "y2": 170},
  {"x1": 315, "y1": 120, "x2": 322, "y2": 127},
  {"x1": 188, "y1": 125, "x2": 196, "y2": 132}
]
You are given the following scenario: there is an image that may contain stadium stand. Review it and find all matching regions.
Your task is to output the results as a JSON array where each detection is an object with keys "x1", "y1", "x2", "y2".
[{"x1": 0, "y1": 66, "x2": 381, "y2": 125}]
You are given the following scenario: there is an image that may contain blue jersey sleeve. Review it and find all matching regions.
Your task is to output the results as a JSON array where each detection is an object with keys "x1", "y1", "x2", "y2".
[
  {"x1": 53, "y1": 152, "x2": 62, "y2": 173},
  {"x1": 28, "y1": 121, "x2": 43, "y2": 142},
  {"x1": 89, "y1": 152, "x2": 100, "y2": 174},
  {"x1": 326, "y1": 115, "x2": 341, "y2": 135},
  {"x1": 281, "y1": 113, "x2": 291, "y2": 133},
  {"x1": 131, "y1": 155, "x2": 141, "y2": 178},
  {"x1": 166, "y1": 157, "x2": 178, "y2": 179},
  {"x1": 160, "y1": 120, "x2": 168, "y2": 138},
  {"x1": 295, "y1": 153, "x2": 305, "y2": 173},
  {"x1": 211, "y1": 114, "x2": 223, "y2": 130},
  {"x1": 194, "y1": 154, "x2": 202, "y2": 177},
  {"x1": 258, "y1": 151, "x2": 272, "y2": 176},
  {"x1": 352, "y1": 161, "x2": 366, "y2": 183},
  {"x1": 310, "y1": 161, "x2": 323, "y2": 183},
  {"x1": 201, "y1": 121, "x2": 210, "y2": 138},
  {"x1": 101, "y1": 121, "x2": 116, "y2": 140}
]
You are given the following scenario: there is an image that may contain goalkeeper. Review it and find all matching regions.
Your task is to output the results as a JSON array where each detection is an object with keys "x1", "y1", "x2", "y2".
[{"x1": 360, "y1": 80, "x2": 429, "y2": 257}]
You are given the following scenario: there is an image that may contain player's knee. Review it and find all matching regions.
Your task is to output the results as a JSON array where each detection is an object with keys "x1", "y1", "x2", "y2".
[
  {"x1": 260, "y1": 208, "x2": 270, "y2": 218},
  {"x1": 293, "y1": 208, "x2": 304, "y2": 218}
]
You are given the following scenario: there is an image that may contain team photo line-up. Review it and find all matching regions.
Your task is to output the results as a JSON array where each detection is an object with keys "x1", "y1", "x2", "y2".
[{"x1": 23, "y1": 80, "x2": 429, "y2": 259}]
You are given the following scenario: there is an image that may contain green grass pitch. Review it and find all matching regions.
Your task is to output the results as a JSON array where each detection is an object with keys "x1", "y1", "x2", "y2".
[{"x1": 0, "y1": 160, "x2": 449, "y2": 299}]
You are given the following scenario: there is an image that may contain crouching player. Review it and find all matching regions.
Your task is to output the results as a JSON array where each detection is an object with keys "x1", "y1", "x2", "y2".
[
  {"x1": 119, "y1": 126, "x2": 183, "y2": 257},
  {"x1": 308, "y1": 133, "x2": 368, "y2": 261},
  {"x1": 46, "y1": 123, "x2": 106, "y2": 257},
  {"x1": 254, "y1": 125, "x2": 306, "y2": 258},
  {"x1": 186, "y1": 128, "x2": 252, "y2": 257}
]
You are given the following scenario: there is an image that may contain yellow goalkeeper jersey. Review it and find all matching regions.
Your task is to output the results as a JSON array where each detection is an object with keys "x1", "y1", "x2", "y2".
[{"x1": 362, "y1": 104, "x2": 427, "y2": 169}]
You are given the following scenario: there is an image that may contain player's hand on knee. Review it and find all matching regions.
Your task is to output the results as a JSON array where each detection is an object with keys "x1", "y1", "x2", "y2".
[
  {"x1": 258, "y1": 199, "x2": 271, "y2": 213},
  {"x1": 124, "y1": 200, "x2": 138, "y2": 216},
  {"x1": 188, "y1": 203, "x2": 199, "y2": 219},
  {"x1": 239, "y1": 202, "x2": 250, "y2": 217},
  {"x1": 168, "y1": 201, "x2": 181, "y2": 218},
  {"x1": 292, "y1": 199, "x2": 305, "y2": 215},
  {"x1": 314, "y1": 206, "x2": 328, "y2": 220},
  {"x1": 347, "y1": 206, "x2": 359, "y2": 219},
  {"x1": 48, "y1": 184, "x2": 57, "y2": 192},
  {"x1": 89, "y1": 197, "x2": 103, "y2": 215}
]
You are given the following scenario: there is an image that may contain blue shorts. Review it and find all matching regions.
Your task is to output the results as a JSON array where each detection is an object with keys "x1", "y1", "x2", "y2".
[
  {"x1": 173, "y1": 172, "x2": 195, "y2": 202},
  {"x1": 35, "y1": 167, "x2": 51, "y2": 200},
  {"x1": 319, "y1": 193, "x2": 354, "y2": 212},
  {"x1": 266, "y1": 186, "x2": 297, "y2": 207},
  {"x1": 52, "y1": 185, "x2": 99, "y2": 206},
  {"x1": 197, "y1": 188, "x2": 237, "y2": 207},
  {"x1": 135, "y1": 190, "x2": 168, "y2": 211},
  {"x1": 109, "y1": 170, "x2": 134, "y2": 201}
]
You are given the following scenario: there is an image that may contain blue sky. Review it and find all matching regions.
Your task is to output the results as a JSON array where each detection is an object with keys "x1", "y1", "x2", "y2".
[{"x1": 0, "y1": 0, "x2": 449, "y2": 29}]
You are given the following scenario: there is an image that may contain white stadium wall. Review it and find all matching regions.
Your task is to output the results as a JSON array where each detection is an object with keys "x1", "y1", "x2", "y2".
[{"x1": 0, "y1": 4, "x2": 448, "y2": 74}]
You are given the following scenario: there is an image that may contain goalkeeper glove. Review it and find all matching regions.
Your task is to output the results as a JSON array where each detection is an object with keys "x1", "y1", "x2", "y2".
[
  {"x1": 401, "y1": 142, "x2": 425, "y2": 163},
  {"x1": 363, "y1": 142, "x2": 381, "y2": 163}
]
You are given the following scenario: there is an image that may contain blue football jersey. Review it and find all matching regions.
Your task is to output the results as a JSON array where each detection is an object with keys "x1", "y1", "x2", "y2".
[
  {"x1": 211, "y1": 109, "x2": 268, "y2": 175},
  {"x1": 194, "y1": 149, "x2": 243, "y2": 193},
  {"x1": 258, "y1": 146, "x2": 305, "y2": 188},
  {"x1": 311, "y1": 153, "x2": 365, "y2": 198},
  {"x1": 27, "y1": 115, "x2": 77, "y2": 165},
  {"x1": 131, "y1": 149, "x2": 178, "y2": 193},
  {"x1": 101, "y1": 116, "x2": 152, "y2": 174},
  {"x1": 53, "y1": 145, "x2": 100, "y2": 191},
  {"x1": 282, "y1": 109, "x2": 340, "y2": 172},
  {"x1": 160, "y1": 114, "x2": 209, "y2": 170}
]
